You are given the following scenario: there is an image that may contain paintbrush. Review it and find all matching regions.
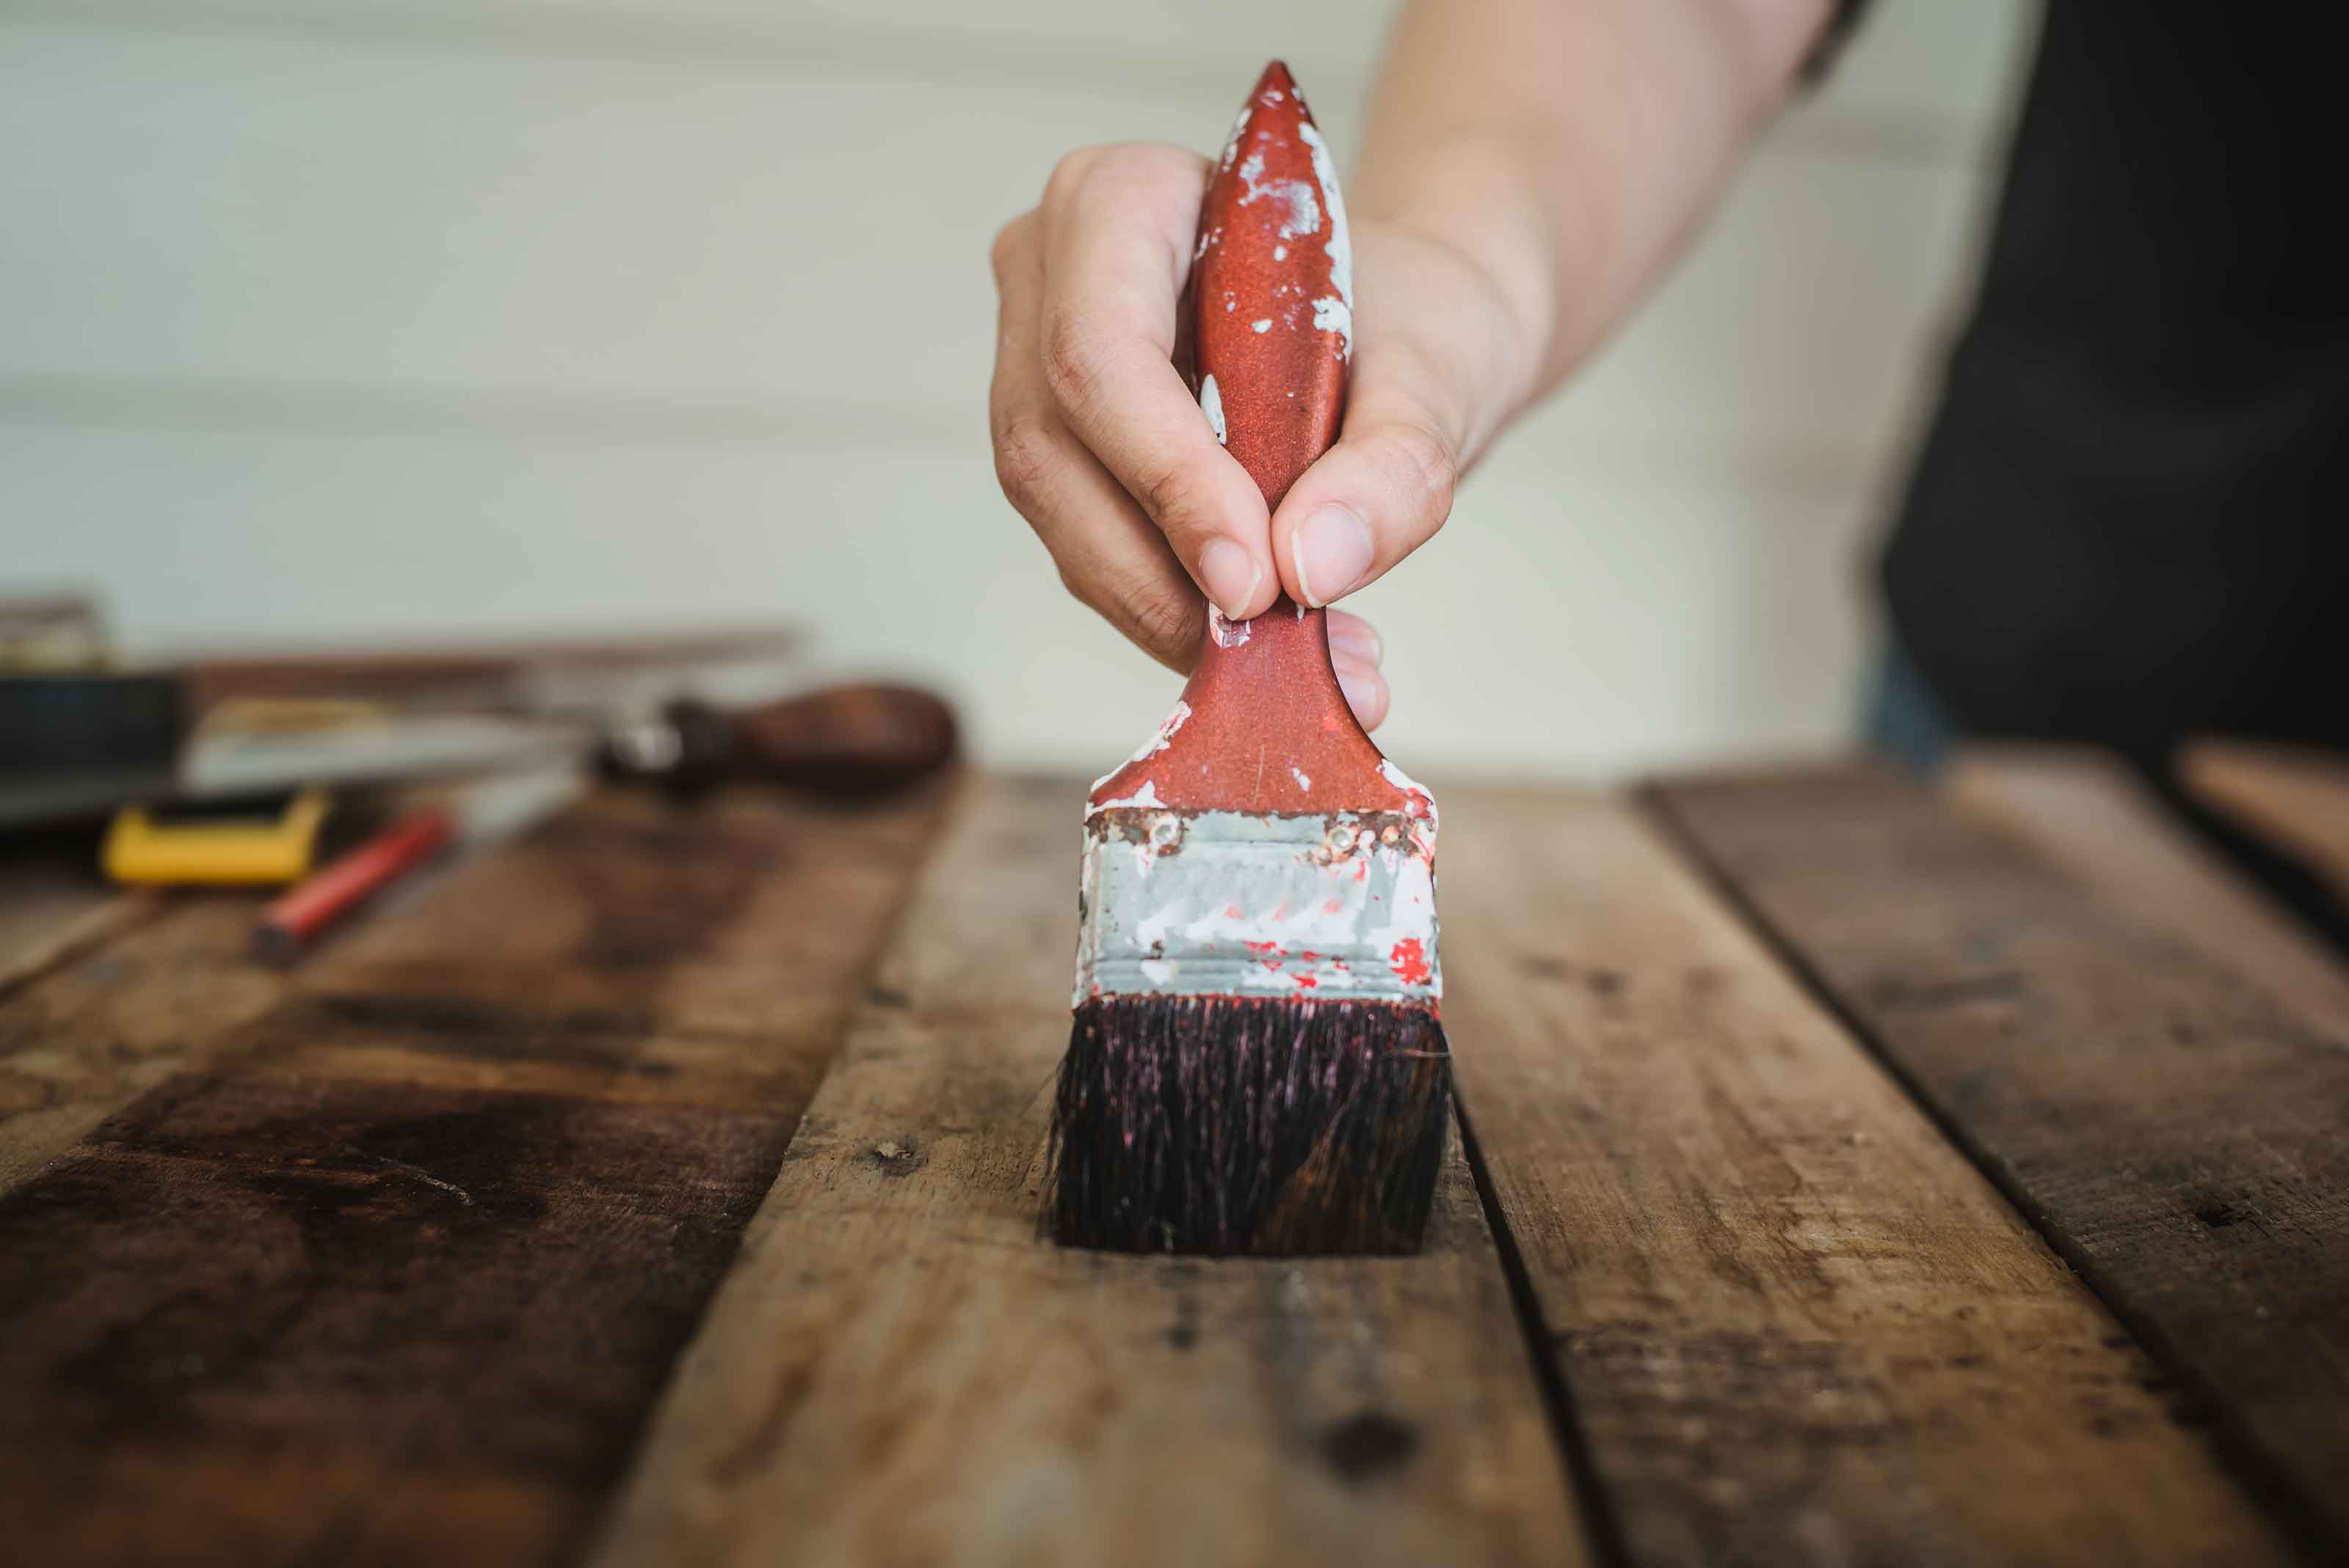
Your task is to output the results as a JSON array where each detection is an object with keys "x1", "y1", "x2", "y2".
[{"x1": 1048, "y1": 61, "x2": 1449, "y2": 1256}]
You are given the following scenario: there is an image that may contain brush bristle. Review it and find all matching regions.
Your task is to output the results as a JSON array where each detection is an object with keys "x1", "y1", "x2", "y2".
[{"x1": 1047, "y1": 995, "x2": 1451, "y2": 1256}]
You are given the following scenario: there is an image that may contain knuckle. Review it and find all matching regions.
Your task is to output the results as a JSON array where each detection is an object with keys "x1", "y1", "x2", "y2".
[
  {"x1": 1106, "y1": 141, "x2": 1212, "y2": 194},
  {"x1": 1039, "y1": 308, "x2": 1112, "y2": 413},
  {"x1": 992, "y1": 416, "x2": 1059, "y2": 512},
  {"x1": 1129, "y1": 456, "x2": 1210, "y2": 533},
  {"x1": 1109, "y1": 573, "x2": 1202, "y2": 658},
  {"x1": 1057, "y1": 142, "x2": 1198, "y2": 201},
  {"x1": 988, "y1": 213, "x2": 1035, "y2": 285},
  {"x1": 1064, "y1": 559, "x2": 1199, "y2": 660},
  {"x1": 1042, "y1": 146, "x2": 1106, "y2": 206},
  {"x1": 1378, "y1": 421, "x2": 1460, "y2": 531}
]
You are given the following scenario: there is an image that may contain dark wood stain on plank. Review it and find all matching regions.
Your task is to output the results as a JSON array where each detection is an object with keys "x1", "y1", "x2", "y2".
[
  {"x1": 1440, "y1": 785, "x2": 2290, "y2": 1568},
  {"x1": 0, "y1": 780, "x2": 948, "y2": 1567},
  {"x1": 1, "y1": 1075, "x2": 785, "y2": 1560},
  {"x1": 301, "y1": 787, "x2": 944, "y2": 1042},
  {"x1": 0, "y1": 897, "x2": 291, "y2": 1195},
  {"x1": 1652, "y1": 763, "x2": 2349, "y2": 1554}
]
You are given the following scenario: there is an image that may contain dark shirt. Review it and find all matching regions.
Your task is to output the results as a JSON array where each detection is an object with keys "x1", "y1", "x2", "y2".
[{"x1": 1879, "y1": 3, "x2": 2348, "y2": 770}]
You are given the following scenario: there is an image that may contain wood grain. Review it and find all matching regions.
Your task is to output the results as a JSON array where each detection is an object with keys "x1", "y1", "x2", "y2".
[
  {"x1": 1950, "y1": 747, "x2": 2349, "y2": 1039},
  {"x1": 2182, "y1": 740, "x2": 2349, "y2": 907},
  {"x1": 0, "y1": 894, "x2": 286, "y2": 1194},
  {"x1": 590, "y1": 775, "x2": 1586, "y2": 1568},
  {"x1": 0, "y1": 780, "x2": 946, "y2": 1567},
  {"x1": 0, "y1": 835, "x2": 153, "y2": 1002},
  {"x1": 1438, "y1": 785, "x2": 2287, "y2": 1568},
  {"x1": 1653, "y1": 763, "x2": 2349, "y2": 1553},
  {"x1": 294, "y1": 785, "x2": 928, "y2": 1042}
]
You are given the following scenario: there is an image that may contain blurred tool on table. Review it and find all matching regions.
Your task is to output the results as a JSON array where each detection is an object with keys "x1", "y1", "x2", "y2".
[{"x1": 1, "y1": 594, "x2": 957, "y2": 964}]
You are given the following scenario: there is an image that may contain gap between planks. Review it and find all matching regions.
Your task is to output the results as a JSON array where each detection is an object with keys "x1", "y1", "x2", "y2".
[
  {"x1": 2182, "y1": 739, "x2": 2349, "y2": 915},
  {"x1": 589, "y1": 775, "x2": 1587, "y2": 1568},
  {"x1": 1439, "y1": 784, "x2": 2289, "y2": 1568},
  {"x1": 1947, "y1": 745, "x2": 2349, "y2": 1042},
  {"x1": 1652, "y1": 763, "x2": 2349, "y2": 1558},
  {"x1": 0, "y1": 780, "x2": 950, "y2": 1567}
]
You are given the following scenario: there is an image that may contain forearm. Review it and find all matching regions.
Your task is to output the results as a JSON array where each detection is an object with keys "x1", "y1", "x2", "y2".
[
  {"x1": 1351, "y1": 0, "x2": 1832, "y2": 446},
  {"x1": 986, "y1": 2, "x2": 1834, "y2": 685}
]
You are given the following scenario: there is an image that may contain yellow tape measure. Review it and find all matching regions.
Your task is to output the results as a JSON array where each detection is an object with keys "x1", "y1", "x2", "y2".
[{"x1": 101, "y1": 788, "x2": 335, "y2": 886}]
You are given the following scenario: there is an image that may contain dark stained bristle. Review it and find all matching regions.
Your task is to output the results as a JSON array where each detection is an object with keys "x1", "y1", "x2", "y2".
[{"x1": 1046, "y1": 995, "x2": 1451, "y2": 1256}]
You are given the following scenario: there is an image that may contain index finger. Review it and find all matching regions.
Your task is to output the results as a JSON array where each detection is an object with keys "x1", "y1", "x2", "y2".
[{"x1": 1036, "y1": 147, "x2": 1279, "y2": 623}]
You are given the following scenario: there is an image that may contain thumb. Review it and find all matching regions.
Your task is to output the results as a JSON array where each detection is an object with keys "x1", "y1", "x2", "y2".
[{"x1": 1269, "y1": 374, "x2": 1462, "y2": 608}]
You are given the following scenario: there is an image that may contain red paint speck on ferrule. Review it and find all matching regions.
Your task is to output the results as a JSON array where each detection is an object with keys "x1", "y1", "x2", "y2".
[{"x1": 1388, "y1": 937, "x2": 1432, "y2": 987}]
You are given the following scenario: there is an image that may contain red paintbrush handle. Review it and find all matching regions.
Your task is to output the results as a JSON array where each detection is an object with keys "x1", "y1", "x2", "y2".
[
  {"x1": 1194, "y1": 62, "x2": 1351, "y2": 515},
  {"x1": 1088, "y1": 62, "x2": 1419, "y2": 820}
]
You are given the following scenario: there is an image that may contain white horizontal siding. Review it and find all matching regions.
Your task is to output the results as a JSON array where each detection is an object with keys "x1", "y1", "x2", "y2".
[
  {"x1": 0, "y1": 0, "x2": 2038, "y2": 777},
  {"x1": 4, "y1": 421, "x2": 1870, "y2": 775},
  {"x1": 9, "y1": 0, "x2": 2029, "y2": 135}
]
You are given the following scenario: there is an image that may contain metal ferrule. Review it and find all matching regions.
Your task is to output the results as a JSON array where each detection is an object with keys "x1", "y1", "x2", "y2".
[{"x1": 1072, "y1": 805, "x2": 1441, "y2": 1007}]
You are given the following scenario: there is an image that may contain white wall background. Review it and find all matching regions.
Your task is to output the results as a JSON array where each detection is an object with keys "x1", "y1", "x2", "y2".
[{"x1": 1, "y1": 0, "x2": 2037, "y2": 779}]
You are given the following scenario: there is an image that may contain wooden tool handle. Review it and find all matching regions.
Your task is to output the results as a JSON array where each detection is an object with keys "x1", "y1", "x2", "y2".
[
  {"x1": 603, "y1": 683, "x2": 958, "y2": 798},
  {"x1": 1086, "y1": 62, "x2": 1417, "y2": 819},
  {"x1": 709, "y1": 683, "x2": 958, "y2": 795}
]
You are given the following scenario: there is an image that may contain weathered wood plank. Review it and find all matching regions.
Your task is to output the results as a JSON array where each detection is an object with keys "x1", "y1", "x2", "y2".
[
  {"x1": 0, "y1": 780, "x2": 946, "y2": 1567},
  {"x1": 0, "y1": 896, "x2": 287, "y2": 1194},
  {"x1": 591, "y1": 775, "x2": 1585, "y2": 1568},
  {"x1": 0, "y1": 835, "x2": 153, "y2": 1001},
  {"x1": 1439, "y1": 785, "x2": 2290, "y2": 1568},
  {"x1": 2182, "y1": 740, "x2": 2349, "y2": 908},
  {"x1": 1652, "y1": 764, "x2": 2349, "y2": 1552},
  {"x1": 1950, "y1": 747, "x2": 2349, "y2": 1039},
  {"x1": 294, "y1": 785, "x2": 924, "y2": 1042}
]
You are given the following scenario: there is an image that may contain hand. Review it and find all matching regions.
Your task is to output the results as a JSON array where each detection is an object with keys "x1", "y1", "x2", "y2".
[{"x1": 990, "y1": 143, "x2": 1533, "y2": 731}]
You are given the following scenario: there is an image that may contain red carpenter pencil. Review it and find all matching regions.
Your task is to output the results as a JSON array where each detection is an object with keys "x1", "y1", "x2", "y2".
[{"x1": 254, "y1": 807, "x2": 454, "y2": 962}]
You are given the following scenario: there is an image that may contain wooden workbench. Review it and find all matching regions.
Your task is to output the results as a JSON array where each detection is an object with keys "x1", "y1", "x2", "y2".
[{"x1": 2, "y1": 748, "x2": 2345, "y2": 1567}]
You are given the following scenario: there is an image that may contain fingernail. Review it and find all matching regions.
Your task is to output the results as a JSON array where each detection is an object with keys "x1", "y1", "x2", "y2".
[
  {"x1": 1326, "y1": 615, "x2": 1384, "y2": 667},
  {"x1": 1293, "y1": 504, "x2": 1374, "y2": 608},
  {"x1": 1334, "y1": 661, "x2": 1384, "y2": 729},
  {"x1": 1197, "y1": 537, "x2": 1261, "y2": 621}
]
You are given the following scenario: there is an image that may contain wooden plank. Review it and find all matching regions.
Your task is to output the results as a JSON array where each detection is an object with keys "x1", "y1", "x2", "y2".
[
  {"x1": 0, "y1": 821, "x2": 197, "y2": 1187},
  {"x1": 294, "y1": 785, "x2": 933, "y2": 1043},
  {"x1": 1950, "y1": 746, "x2": 2349, "y2": 1039},
  {"x1": 0, "y1": 779, "x2": 947, "y2": 1567},
  {"x1": 0, "y1": 835, "x2": 153, "y2": 1001},
  {"x1": 590, "y1": 776, "x2": 1585, "y2": 1568},
  {"x1": 1, "y1": 777, "x2": 867, "y2": 1199},
  {"x1": 1652, "y1": 764, "x2": 2349, "y2": 1552},
  {"x1": 0, "y1": 895, "x2": 287, "y2": 1194},
  {"x1": 2182, "y1": 739, "x2": 2349, "y2": 907},
  {"x1": 0, "y1": 890, "x2": 152, "y2": 999},
  {"x1": 1439, "y1": 785, "x2": 2289, "y2": 1567}
]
